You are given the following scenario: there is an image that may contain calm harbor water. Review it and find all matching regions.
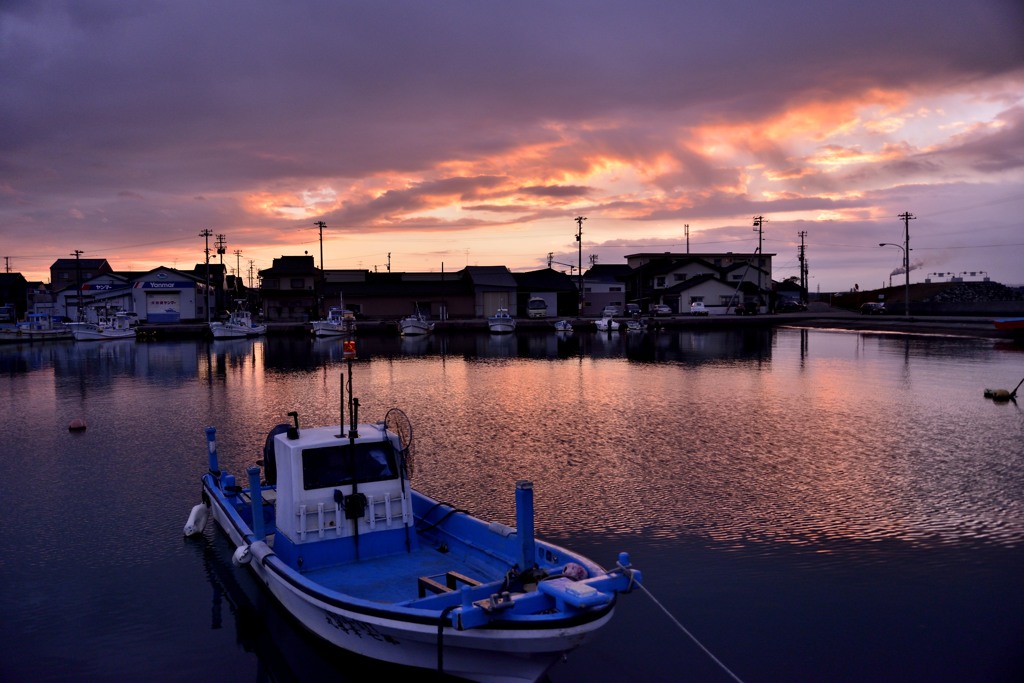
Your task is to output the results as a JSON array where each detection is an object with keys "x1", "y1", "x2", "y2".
[{"x1": 1, "y1": 327, "x2": 1021, "y2": 682}]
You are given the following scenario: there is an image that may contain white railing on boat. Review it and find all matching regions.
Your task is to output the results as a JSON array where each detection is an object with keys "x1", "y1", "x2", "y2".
[{"x1": 296, "y1": 493, "x2": 408, "y2": 540}]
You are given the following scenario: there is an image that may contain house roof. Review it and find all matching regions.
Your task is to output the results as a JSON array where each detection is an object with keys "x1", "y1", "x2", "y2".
[
  {"x1": 50, "y1": 258, "x2": 111, "y2": 270},
  {"x1": 465, "y1": 266, "x2": 516, "y2": 288},
  {"x1": 512, "y1": 268, "x2": 578, "y2": 291},
  {"x1": 583, "y1": 263, "x2": 632, "y2": 281},
  {"x1": 259, "y1": 255, "x2": 318, "y2": 276}
]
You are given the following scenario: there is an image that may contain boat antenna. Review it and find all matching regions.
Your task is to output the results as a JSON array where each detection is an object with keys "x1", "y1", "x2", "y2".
[{"x1": 343, "y1": 340, "x2": 363, "y2": 557}]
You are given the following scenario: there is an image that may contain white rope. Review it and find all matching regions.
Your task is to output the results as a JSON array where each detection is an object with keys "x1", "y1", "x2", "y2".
[{"x1": 630, "y1": 570, "x2": 746, "y2": 683}]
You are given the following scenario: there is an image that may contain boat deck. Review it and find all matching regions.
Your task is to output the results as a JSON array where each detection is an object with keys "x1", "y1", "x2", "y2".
[{"x1": 301, "y1": 543, "x2": 495, "y2": 604}]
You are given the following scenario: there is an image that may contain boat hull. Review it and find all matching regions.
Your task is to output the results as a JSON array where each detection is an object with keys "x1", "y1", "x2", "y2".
[
  {"x1": 0, "y1": 328, "x2": 72, "y2": 343},
  {"x1": 311, "y1": 322, "x2": 354, "y2": 337},
  {"x1": 210, "y1": 323, "x2": 267, "y2": 339},
  {"x1": 68, "y1": 323, "x2": 136, "y2": 341},
  {"x1": 200, "y1": 475, "x2": 627, "y2": 683},
  {"x1": 399, "y1": 321, "x2": 434, "y2": 336},
  {"x1": 993, "y1": 317, "x2": 1024, "y2": 331}
]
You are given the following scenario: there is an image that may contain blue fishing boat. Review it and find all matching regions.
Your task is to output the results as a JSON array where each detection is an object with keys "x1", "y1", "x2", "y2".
[{"x1": 184, "y1": 340, "x2": 640, "y2": 683}]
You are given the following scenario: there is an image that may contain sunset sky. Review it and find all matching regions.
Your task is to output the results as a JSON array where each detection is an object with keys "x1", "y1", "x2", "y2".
[{"x1": 3, "y1": 1, "x2": 1023, "y2": 292}]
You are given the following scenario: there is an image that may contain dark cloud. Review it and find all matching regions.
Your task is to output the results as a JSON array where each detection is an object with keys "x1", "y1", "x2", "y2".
[{"x1": 1, "y1": 1, "x2": 1022, "y2": 287}]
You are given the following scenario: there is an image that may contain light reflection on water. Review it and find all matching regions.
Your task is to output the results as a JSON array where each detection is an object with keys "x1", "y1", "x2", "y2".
[
  {"x1": 1, "y1": 328, "x2": 1022, "y2": 682},
  {"x1": 5, "y1": 329, "x2": 1021, "y2": 561}
]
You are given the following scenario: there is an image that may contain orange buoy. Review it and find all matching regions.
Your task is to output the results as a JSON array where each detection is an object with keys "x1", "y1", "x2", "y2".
[{"x1": 68, "y1": 419, "x2": 87, "y2": 431}]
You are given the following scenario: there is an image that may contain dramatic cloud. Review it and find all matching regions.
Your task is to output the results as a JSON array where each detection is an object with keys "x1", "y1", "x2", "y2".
[{"x1": 2, "y1": 0, "x2": 1022, "y2": 289}]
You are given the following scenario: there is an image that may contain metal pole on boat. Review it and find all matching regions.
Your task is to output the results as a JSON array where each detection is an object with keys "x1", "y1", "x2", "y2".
[
  {"x1": 515, "y1": 480, "x2": 536, "y2": 571},
  {"x1": 345, "y1": 344, "x2": 362, "y2": 557},
  {"x1": 205, "y1": 426, "x2": 220, "y2": 478},
  {"x1": 248, "y1": 466, "x2": 265, "y2": 541}
]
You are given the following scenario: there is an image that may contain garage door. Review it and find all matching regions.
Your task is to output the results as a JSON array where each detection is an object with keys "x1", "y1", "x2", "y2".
[{"x1": 146, "y1": 291, "x2": 181, "y2": 323}]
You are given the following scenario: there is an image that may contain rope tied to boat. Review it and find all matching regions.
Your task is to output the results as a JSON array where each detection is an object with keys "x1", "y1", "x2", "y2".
[
  {"x1": 627, "y1": 568, "x2": 746, "y2": 683},
  {"x1": 614, "y1": 558, "x2": 640, "y2": 593},
  {"x1": 436, "y1": 604, "x2": 458, "y2": 674},
  {"x1": 416, "y1": 502, "x2": 470, "y2": 533}
]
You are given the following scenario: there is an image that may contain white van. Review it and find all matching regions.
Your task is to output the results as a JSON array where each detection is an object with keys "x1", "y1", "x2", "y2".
[{"x1": 527, "y1": 297, "x2": 548, "y2": 318}]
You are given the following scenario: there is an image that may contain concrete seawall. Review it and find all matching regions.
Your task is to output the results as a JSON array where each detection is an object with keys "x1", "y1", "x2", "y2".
[{"x1": 137, "y1": 308, "x2": 1021, "y2": 342}]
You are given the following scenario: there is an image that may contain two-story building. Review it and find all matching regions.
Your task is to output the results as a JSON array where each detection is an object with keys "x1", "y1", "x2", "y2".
[{"x1": 624, "y1": 251, "x2": 774, "y2": 314}]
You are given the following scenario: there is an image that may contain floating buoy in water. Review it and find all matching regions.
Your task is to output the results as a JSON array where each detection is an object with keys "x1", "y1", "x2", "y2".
[
  {"x1": 68, "y1": 419, "x2": 87, "y2": 431},
  {"x1": 984, "y1": 377, "x2": 1023, "y2": 402}
]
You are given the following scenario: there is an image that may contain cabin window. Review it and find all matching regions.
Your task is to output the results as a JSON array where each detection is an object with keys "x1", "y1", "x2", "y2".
[{"x1": 301, "y1": 442, "x2": 398, "y2": 490}]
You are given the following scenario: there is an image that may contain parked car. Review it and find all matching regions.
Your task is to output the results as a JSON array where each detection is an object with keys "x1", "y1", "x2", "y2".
[
  {"x1": 601, "y1": 305, "x2": 621, "y2": 317},
  {"x1": 649, "y1": 303, "x2": 672, "y2": 316},
  {"x1": 734, "y1": 302, "x2": 759, "y2": 315},
  {"x1": 860, "y1": 302, "x2": 886, "y2": 315},
  {"x1": 777, "y1": 299, "x2": 807, "y2": 313},
  {"x1": 689, "y1": 302, "x2": 709, "y2": 316},
  {"x1": 625, "y1": 303, "x2": 642, "y2": 317}
]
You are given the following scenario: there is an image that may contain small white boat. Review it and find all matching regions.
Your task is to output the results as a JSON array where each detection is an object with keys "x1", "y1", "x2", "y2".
[
  {"x1": 68, "y1": 311, "x2": 136, "y2": 341},
  {"x1": 0, "y1": 313, "x2": 72, "y2": 343},
  {"x1": 488, "y1": 307, "x2": 516, "y2": 334},
  {"x1": 210, "y1": 308, "x2": 267, "y2": 339},
  {"x1": 624, "y1": 318, "x2": 646, "y2": 333},
  {"x1": 399, "y1": 309, "x2": 434, "y2": 336},
  {"x1": 594, "y1": 314, "x2": 619, "y2": 332},
  {"x1": 553, "y1": 319, "x2": 573, "y2": 333},
  {"x1": 185, "y1": 345, "x2": 641, "y2": 682},
  {"x1": 311, "y1": 306, "x2": 356, "y2": 337}
]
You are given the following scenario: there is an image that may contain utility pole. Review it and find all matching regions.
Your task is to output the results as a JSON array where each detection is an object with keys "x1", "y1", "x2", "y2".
[
  {"x1": 752, "y1": 216, "x2": 764, "y2": 311},
  {"x1": 216, "y1": 234, "x2": 227, "y2": 265},
  {"x1": 798, "y1": 230, "x2": 808, "y2": 301},
  {"x1": 199, "y1": 229, "x2": 212, "y2": 323},
  {"x1": 387, "y1": 252, "x2": 391, "y2": 273},
  {"x1": 684, "y1": 223, "x2": 690, "y2": 254},
  {"x1": 72, "y1": 249, "x2": 83, "y2": 321},
  {"x1": 313, "y1": 220, "x2": 326, "y2": 317},
  {"x1": 574, "y1": 216, "x2": 586, "y2": 315},
  {"x1": 215, "y1": 234, "x2": 226, "y2": 314},
  {"x1": 233, "y1": 249, "x2": 242, "y2": 297},
  {"x1": 898, "y1": 211, "x2": 915, "y2": 318}
]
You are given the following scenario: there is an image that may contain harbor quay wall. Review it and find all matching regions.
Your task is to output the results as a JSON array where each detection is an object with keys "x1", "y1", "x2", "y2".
[{"x1": 135, "y1": 308, "x2": 1020, "y2": 341}]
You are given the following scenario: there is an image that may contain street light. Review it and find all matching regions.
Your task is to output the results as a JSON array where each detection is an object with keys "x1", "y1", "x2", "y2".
[{"x1": 879, "y1": 242, "x2": 910, "y2": 320}]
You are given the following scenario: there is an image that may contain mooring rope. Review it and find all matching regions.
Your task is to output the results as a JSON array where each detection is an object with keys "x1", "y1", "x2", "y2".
[{"x1": 630, "y1": 570, "x2": 746, "y2": 683}]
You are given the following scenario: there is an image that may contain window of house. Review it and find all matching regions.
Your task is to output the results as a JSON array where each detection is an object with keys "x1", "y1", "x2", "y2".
[
  {"x1": 655, "y1": 276, "x2": 666, "y2": 288},
  {"x1": 610, "y1": 286, "x2": 622, "y2": 292},
  {"x1": 290, "y1": 278, "x2": 305, "y2": 289},
  {"x1": 673, "y1": 273, "x2": 687, "y2": 282}
]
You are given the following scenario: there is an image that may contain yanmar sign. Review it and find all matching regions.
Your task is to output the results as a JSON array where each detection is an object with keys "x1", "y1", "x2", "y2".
[{"x1": 134, "y1": 281, "x2": 195, "y2": 289}]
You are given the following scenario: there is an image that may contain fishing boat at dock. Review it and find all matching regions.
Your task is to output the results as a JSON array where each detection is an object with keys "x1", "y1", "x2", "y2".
[
  {"x1": 487, "y1": 307, "x2": 516, "y2": 334},
  {"x1": 311, "y1": 305, "x2": 356, "y2": 337},
  {"x1": 183, "y1": 341, "x2": 641, "y2": 683},
  {"x1": 398, "y1": 308, "x2": 434, "y2": 336},
  {"x1": 0, "y1": 313, "x2": 72, "y2": 343},
  {"x1": 210, "y1": 306, "x2": 266, "y2": 339},
  {"x1": 67, "y1": 311, "x2": 136, "y2": 341}
]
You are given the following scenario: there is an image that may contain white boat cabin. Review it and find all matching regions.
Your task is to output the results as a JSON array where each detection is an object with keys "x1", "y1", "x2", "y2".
[{"x1": 267, "y1": 422, "x2": 416, "y2": 568}]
